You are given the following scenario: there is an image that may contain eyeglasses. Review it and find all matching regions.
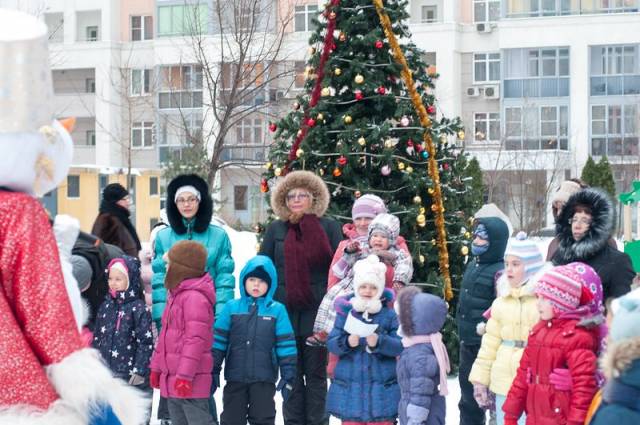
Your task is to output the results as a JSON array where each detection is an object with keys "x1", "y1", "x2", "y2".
[
  {"x1": 176, "y1": 197, "x2": 199, "y2": 205},
  {"x1": 286, "y1": 192, "x2": 310, "y2": 202},
  {"x1": 569, "y1": 217, "x2": 591, "y2": 225}
]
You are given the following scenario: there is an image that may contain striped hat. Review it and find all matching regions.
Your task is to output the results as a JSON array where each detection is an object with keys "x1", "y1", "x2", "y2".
[
  {"x1": 535, "y1": 262, "x2": 594, "y2": 314},
  {"x1": 352, "y1": 194, "x2": 387, "y2": 220},
  {"x1": 368, "y1": 213, "x2": 400, "y2": 245},
  {"x1": 504, "y1": 231, "x2": 544, "y2": 282}
]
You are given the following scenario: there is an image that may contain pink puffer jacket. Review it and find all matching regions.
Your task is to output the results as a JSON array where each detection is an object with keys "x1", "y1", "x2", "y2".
[{"x1": 149, "y1": 274, "x2": 215, "y2": 398}]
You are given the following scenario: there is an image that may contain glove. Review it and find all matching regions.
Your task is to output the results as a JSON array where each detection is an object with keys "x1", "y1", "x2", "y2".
[
  {"x1": 175, "y1": 378, "x2": 193, "y2": 398},
  {"x1": 128, "y1": 373, "x2": 145, "y2": 386},
  {"x1": 392, "y1": 281, "x2": 405, "y2": 292},
  {"x1": 149, "y1": 370, "x2": 160, "y2": 389},
  {"x1": 277, "y1": 379, "x2": 293, "y2": 403},
  {"x1": 345, "y1": 241, "x2": 361, "y2": 254},
  {"x1": 473, "y1": 383, "x2": 491, "y2": 409},
  {"x1": 549, "y1": 367, "x2": 573, "y2": 391}
]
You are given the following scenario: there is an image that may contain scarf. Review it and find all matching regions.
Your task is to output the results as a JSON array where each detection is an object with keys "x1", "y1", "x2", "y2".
[
  {"x1": 402, "y1": 333, "x2": 450, "y2": 396},
  {"x1": 99, "y1": 200, "x2": 142, "y2": 251},
  {"x1": 284, "y1": 214, "x2": 333, "y2": 308}
]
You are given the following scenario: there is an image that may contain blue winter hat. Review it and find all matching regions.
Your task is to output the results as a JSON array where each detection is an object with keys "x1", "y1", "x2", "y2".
[
  {"x1": 396, "y1": 286, "x2": 447, "y2": 336},
  {"x1": 610, "y1": 293, "x2": 640, "y2": 343}
]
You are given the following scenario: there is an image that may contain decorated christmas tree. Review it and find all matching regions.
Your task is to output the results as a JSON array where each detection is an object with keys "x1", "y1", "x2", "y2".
[{"x1": 261, "y1": 0, "x2": 483, "y2": 368}]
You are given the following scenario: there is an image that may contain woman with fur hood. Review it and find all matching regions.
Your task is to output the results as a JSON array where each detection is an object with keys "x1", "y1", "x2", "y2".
[
  {"x1": 260, "y1": 170, "x2": 343, "y2": 425},
  {"x1": 551, "y1": 188, "x2": 634, "y2": 302}
]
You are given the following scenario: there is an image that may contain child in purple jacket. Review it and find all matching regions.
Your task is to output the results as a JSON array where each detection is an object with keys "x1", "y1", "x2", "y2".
[{"x1": 149, "y1": 240, "x2": 216, "y2": 425}]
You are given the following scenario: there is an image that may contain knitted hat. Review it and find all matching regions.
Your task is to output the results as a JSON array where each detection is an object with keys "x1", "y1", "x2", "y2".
[
  {"x1": 353, "y1": 255, "x2": 387, "y2": 298},
  {"x1": 71, "y1": 254, "x2": 93, "y2": 292},
  {"x1": 352, "y1": 194, "x2": 387, "y2": 220},
  {"x1": 368, "y1": 213, "x2": 400, "y2": 245},
  {"x1": 244, "y1": 266, "x2": 272, "y2": 289},
  {"x1": 165, "y1": 240, "x2": 207, "y2": 290},
  {"x1": 103, "y1": 183, "x2": 129, "y2": 203},
  {"x1": 504, "y1": 231, "x2": 544, "y2": 281},
  {"x1": 535, "y1": 262, "x2": 595, "y2": 314},
  {"x1": 174, "y1": 185, "x2": 201, "y2": 202},
  {"x1": 552, "y1": 180, "x2": 583, "y2": 206},
  {"x1": 610, "y1": 294, "x2": 640, "y2": 343},
  {"x1": 107, "y1": 258, "x2": 129, "y2": 289}
]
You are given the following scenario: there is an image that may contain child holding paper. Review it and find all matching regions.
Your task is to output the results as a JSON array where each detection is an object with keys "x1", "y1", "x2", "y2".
[{"x1": 327, "y1": 255, "x2": 403, "y2": 425}]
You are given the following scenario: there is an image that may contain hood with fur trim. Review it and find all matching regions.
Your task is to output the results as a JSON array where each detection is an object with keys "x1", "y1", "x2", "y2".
[
  {"x1": 396, "y1": 286, "x2": 447, "y2": 336},
  {"x1": 601, "y1": 337, "x2": 640, "y2": 381},
  {"x1": 553, "y1": 188, "x2": 613, "y2": 264},
  {"x1": 166, "y1": 174, "x2": 213, "y2": 235},
  {"x1": 270, "y1": 170, "x2": 330, "y2": 221}
]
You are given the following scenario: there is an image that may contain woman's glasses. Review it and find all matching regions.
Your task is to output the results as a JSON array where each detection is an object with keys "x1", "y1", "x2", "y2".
[
  {"x1": 286, "y1": 192, "x2": 310, "y2": 202},
  {"x1": 176, "y1": 197, "x2": 199, "y2": 205},
  {"x1": 568, "y1": 217, "x2": 591, "y2": 225}
]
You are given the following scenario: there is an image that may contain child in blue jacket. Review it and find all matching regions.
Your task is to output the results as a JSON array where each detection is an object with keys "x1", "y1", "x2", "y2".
[{"x1": 213, "y1": 255, "x2": 297, "y2": 425}]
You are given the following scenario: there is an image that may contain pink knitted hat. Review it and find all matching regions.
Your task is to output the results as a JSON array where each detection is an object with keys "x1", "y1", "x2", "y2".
[
  {"x1": 535, "y1": 263, "x2": 594, "y2": 314},
  {"x1": 352, "y1": 194, "x2": 387, "y2": 220}
]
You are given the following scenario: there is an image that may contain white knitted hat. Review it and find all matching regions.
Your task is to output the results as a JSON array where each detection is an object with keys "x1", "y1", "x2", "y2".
[{"x1": 353, "y1": 255, "x2": 387, "y2": 298}]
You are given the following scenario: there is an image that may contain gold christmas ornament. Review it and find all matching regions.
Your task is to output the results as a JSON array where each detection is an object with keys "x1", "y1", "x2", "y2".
[
  {"x1": 440, "y1": 135, "x2": 447, "y2": 144},
  {"x1": 357, "y1": 137, "x2": 366, "y2": 146},
  {"x1": 431, "y1": 204, "x2": 438, "y2": 212},
  {"x1": 321, "y1": 87, "x2": 331, "y2": 97},
  {"x1": 334, "y1": 68, "x2": 342, "y2": 76},
  {"x1": 419, "y1": 207, "x2": 426, "y2": 214},
  {"x1": 317, "y1": 113, "x2": 324, "y2": 120},
  {"x1": 296, "y1": 148, "x2": 304, "y2": 158},
  {"x1": 293, "y1": 101, "x2": 300, "y2": 110},
  {"x1": 461, "y1": 246, "x2": 469, "y2": 256},
  {"x1": 464, "y1": 231, "x2": 472, "y2": 239},
  {"x1": 428, "y1": 188, "x2": 435, "y2": 195},
  {"x1": 413, "y1": 195, "x2": 422, "y2": 204},
  {"x1": 431, "y1": 239, "x2": 437, "y2": 246},
  {"x1": 354, "y1": 74, "x2": 364, "y2": 84},
  {"x1": 309, "y1": 47, "x2": 316, "y2": 55},
  {"x1": 274, "y1": 167, "x2": 282, "y2": 176},
  {"x1": 416, "y1": 214, "x2": 426, "y2": 227},
  {"x1": 344, "y1": 115, "x2": 353, "y2": 124},
  {"x1": 384, "y1": 139, "x2": 394, "y2": 148},
  {"x1": 419, "y1": 254, "x2": 425, "y2": 265},
  {"x1": 265, "y1": 162, "x2": 273, "y2": 170},
  {"x1": 457, "y1": 130, "x2": 466, "y2": 140},
  {"x1": 406, "y1": 166, "x2": 414, "y2": 173},
  {"x1": 319, "y1": 168, "x2": 325, "y2": 176},
  {"x1": 398, "y1": 162, "x2": 406, "y2": 170}
]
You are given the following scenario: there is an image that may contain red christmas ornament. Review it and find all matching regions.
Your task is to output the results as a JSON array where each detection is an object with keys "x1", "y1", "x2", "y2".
[
  {"x1": 260, "y1": 179, "x2": 269, "y2": 193},
  {"x1": 375, "y1": 40, "x2": 384, "y2": 49},
  {"x1": 268, "y1": 123, "x2": 277, "y2": 132},
  {"x1": 355, "y1": 90, "x2": 364, "y2": 101},
  {"x1": 427, "y1": 105, "x2": 436, "y2": 115},
  {"x1": 337, "y1": 155, "x2": 347, "y2": 166},
  {"x1": 407, "y1": 139, "x2": 414, "y2": 147},
  {"x1": 307, "y1": 118, "x2": 316, "y2": 127},
  {"x1": 377, "y1": 86, "x2": 386, "y2": 95},
  {"x1": 443, "y1": 163, "x2": 450, "y2": 170}
]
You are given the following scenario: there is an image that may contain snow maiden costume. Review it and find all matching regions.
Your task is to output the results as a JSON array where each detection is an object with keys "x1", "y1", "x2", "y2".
[{"x1": 0, "y1": 9, "x2": 147, "y2": 424}]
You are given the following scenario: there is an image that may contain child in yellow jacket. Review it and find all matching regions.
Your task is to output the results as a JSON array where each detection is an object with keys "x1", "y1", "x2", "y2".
[{"x1": 469, "y1": 232, "x2": 544, "y2": 425}]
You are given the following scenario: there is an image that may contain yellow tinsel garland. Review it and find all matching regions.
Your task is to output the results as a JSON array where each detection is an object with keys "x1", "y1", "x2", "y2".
[{"x1": 372, "y1": 0, "x2": 453, "y2": 301}]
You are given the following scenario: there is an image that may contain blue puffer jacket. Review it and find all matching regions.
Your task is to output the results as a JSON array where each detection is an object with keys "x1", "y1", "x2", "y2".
[
  {"x1": 93, "y1": 255, "x2": 154, "y2": 379},
  {"x1": 212, "y1": 255, "x2": 297, "y2": 384},
  {"x1": 327, "y1": 290, "x2": 403, "y2": 422}
]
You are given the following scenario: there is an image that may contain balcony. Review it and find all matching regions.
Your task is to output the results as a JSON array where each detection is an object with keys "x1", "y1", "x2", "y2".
[
  {"x1": 591, "y1": 75, "x2": 640, "y2": 96},
  {"x1": 504, "y1": 77, "x2": 570, "y2": 98},
  {"x1": 220, "y1": 146, "x2": 268, "y2": 164},
  {"x1": 505, "y1": 0, "x2": 640, "y2": 18},
  {"x1": 73, "y1": 145, "x2": 96, "y2": 165},
  {"x1": 53, "y1": 93, "x2": 95, "y2": 117}
]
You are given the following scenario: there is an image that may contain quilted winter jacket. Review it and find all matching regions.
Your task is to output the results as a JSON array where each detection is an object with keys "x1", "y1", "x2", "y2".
[
  {"x1": 213, "y1": 255, "x2": 297, "y2": 384},
  {"x1": 503, "y1": 318, "x2": 599, "y2": 425},
  {"x1": 327, "y1": 290, "x2": 403, "y2": 422},
  {"x1": 92, "y1": 255, "x2": 154, "y2": 379},
  {"x1": 151, "y1": 221, "x2": 234, "y2": 328},
  {"x1": 149, "y1": 274, "x2": 216, "y2": 399},
  {"x1": 457, "y1": 217, "x2": 509, "y2": 346},
  {"x1": 469, "y1": 278, "x2": 539, "y2": 395}
]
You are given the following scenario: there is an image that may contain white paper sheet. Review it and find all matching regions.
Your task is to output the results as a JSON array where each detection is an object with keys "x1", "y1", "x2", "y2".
[{"x1": 343, "y1": 313, "x2": 379, "y2": 337}]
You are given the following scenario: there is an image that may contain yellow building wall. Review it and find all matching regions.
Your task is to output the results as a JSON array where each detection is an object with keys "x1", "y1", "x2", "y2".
[
  {"x1": 57, "y1": 170, "x2": 100, "y2": 233},
  {"x1": 133, "y1": 173, "x2": 161, "y2": 242}
]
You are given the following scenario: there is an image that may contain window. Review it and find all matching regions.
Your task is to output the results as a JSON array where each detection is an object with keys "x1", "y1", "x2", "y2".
[
  {"x1": 45, "y1": 13, "x2": 64, "y2": 43},
  {"x1": 67, "y1": 175, "x2": 80, "y2": 198},
  {"x1": 421, "y1": 5, "x2": 437, "y2": 23},
  {"x1": 131, "y1": 15, "x2": 153, "y2": 41},
  {"x1": 131, "y1": 69, "x2": 151, "y2": 96},
  {"x1": 474, "y1": 113, "x2": 501, "y2": 142},
  {"x1": 591, "y1": 104, "x2": 639, "y2": 156},
  {"x1": 294, "y1": 61, "x2": 306, "y2": 88},
  {"x1": 422, "y1": 52, "x2": 437, "y2": 66},
  {"x1": 235, "y1": 118, "x2": 263, "y2": 144},
  {"x1": 473, "y1": 53, "x2": 500, "y2": 83},
  {"x1": 158, "y1": 65, "x2": 203, "y2": 109},
  {"x1": 504, "y1": 48, "x2": 570, "y2": 97},
  {"x1": 158, "y1": 113, "x2": 202, "y2": 146},
  {"x1": 86, "y1": 130, "x2": 96, "y2": 146},
  {"x1": 590, "y1": 45, "x2": 640, "y2": 96},
  {"x1": 132, "y1": 122, "x2": 153, "y2": 148},
  {"x1": 234, "y1": 186, "x2": 248, "y2": 210},
  {"x1": 99, "y1": 175, "x2": 108, "y2": 195},
  {"x1": 294, "y1": 5, "x2": 318, "y2": 32},
  {"x1": 150, "y1": 176, "x2": 159, "y2": 196},
  {"x1": 474, "y1": 0, "x2": 500, "y2": 22},
  {"x1": 85, "y1": 78, "x2": 95, "y2": 93},
  {"x1": 158, "y1": 4, "x2": 208, "y2": 37},
  {"x1": 504, "y1": 105, "x2": 569, "y2": 150},
  {"x1": 86, "y1": 26, "x2": 98, "y2": 41}
]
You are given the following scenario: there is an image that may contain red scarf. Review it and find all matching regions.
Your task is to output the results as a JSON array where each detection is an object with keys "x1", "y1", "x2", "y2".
[{"x1": 284, "y1": 214, "x2": 333, "y2": 308}]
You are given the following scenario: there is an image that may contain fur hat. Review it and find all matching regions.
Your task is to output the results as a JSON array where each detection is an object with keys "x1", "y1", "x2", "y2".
[
  {"x1": 166, "y1": 174, "x2": 213, "y2": 235},
  {"x1": 103, "y1": 183, "x2": 128, "y2": 203},
  {"x1": 165, "y1": 240, "x2": 207, "y2": 289},
  {"x1": 351, "y1": 255, "x2": 387, "y2": 315},
  {"x1": 368, "y1": 213, "x2": 400, "y2": 245},
  {"x1": 552, "y1": 180, "x2": 582, "y2": 207},
  {"x1": 270, "y1": 170, "x2": 330, "y2": 221},
  {"x1": 352, "y1": 194, "x2": 387, "y2": 220},
  {"x1": 535, "y1": 262, "x2": 596, "y2": 314},
  {"x1": 396, "y1": 286, "x2": 447, "y2": 337},
  {"x1": 504, "y1": 231, "x2": 545, "y2": 282}
]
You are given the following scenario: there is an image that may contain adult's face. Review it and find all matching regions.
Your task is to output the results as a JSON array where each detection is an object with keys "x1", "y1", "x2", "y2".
[
  {"x1": 116, "y1": 195, "x2": 131, "y2": 211},
  {"x1": 176, "y1": 193, "x2": 200, "y2": 220},
  {"x1": 570, "y1": 211, "x2": 592, "y2": 241},
  {"x1": 285, "y1": 187, "x2": 312, "y2": 215}
]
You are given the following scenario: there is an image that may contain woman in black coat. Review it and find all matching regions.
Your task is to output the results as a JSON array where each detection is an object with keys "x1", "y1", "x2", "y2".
[
  {"x1": 552, "y1": 188, "x2": 634, "y2": 302},
  {"x1": 259, "y1": 170, "x2": 342, "y2": 425}
]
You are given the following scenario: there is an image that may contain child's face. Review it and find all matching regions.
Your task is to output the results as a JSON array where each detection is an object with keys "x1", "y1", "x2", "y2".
[
  {"x1": 473, "y1": 236, "x2": 489, "y2": 246},
  {"x1": 504, "y1": 255, "x2": 526, "y2": 288},
  {"x1": 245, "y1": 277, "x2": 269, "y2": 298},
  {"x1": 354, "y1": 217, "x2": 373, "y2": 236},
  {"x1": 357, "y1": 283, "x2": 379, "y2": 300},
  {"x1": 108, "y1": 269, "x2": 128, "y2": 292},
  {"x1": 369, "y1": 232, "x2": 390, "y2": 250},
  {"x1": 536, "y1": 296, "x2": 555, "y2": 320}
]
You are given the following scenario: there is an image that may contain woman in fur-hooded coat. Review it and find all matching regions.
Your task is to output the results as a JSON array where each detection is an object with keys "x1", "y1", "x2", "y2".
[{"x1": 551, "y1": 188, "x2": 634, "y2": 302}]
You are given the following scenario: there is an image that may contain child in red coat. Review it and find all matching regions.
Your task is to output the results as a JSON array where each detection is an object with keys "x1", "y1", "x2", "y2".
[{"x1": 503, "y1": 262, "x2": 600, "y2": 425}]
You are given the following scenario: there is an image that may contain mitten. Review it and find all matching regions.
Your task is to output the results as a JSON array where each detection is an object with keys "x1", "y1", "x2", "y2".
[
  {"x1": 128, "y1": 373, "x2": 145, "y2": 386},
  {"x1": 175, "y1": 378, "x2": 193, "y2": 398},
  {"x1": 473, "y1": 383, "x2": 491, "y2": 409},
  {"x1": 549, "y1": 368, "x2": 572, "y2": 391},
  {"x1": 277, "y1": 379, "x2": 293, "y2": 403},
  {"x1": 149, "y1": 370, "x2": 160, "y2": 389}
]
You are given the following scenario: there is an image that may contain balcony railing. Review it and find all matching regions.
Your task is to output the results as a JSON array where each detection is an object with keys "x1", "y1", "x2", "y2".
[
  {"x1": 504, "y1": 137, "x2": 569, "y2": 150},
  {"x1": 590, "y1": 75, "x2": 640, "y2": 96},
  {"x1": 220, "y1": 145, "x2": 268, "y2": 163},
  {"x1": 591, "y1": 137, "x2": 639, "y2": 156},
  {"x1": 504, "y1": 77, "x2": 569, "y2": 98},
  {"x1": 505, "y1": 1, "x2": 640, "y2": 18}
]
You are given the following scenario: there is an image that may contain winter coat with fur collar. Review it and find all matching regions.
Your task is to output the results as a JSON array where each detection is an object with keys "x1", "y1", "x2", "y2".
[{"x1": 551, "y1": 188, "x2": 633, "y2": 301}]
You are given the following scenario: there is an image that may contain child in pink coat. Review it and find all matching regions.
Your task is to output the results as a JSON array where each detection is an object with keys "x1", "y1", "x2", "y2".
[{"x1": 149, "y1": 240, "x2": 216, "y2": 424}]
